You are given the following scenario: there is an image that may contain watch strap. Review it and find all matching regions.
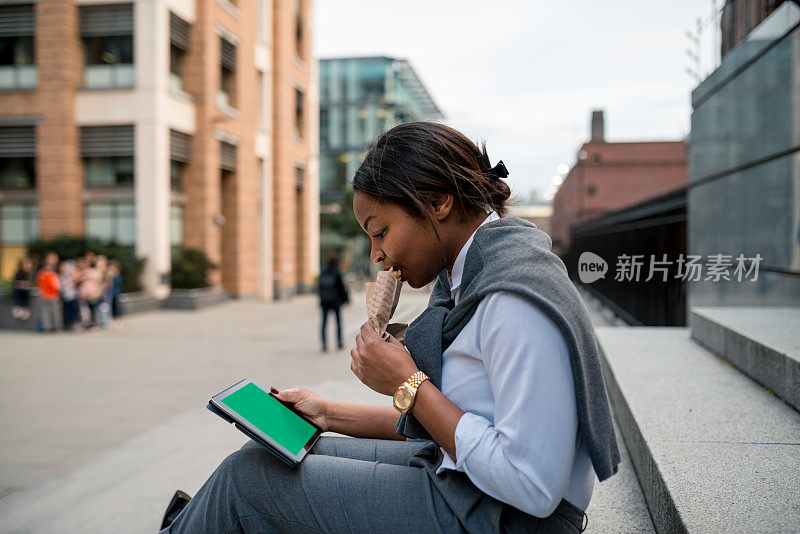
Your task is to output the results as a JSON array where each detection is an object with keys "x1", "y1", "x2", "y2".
[{"x1": 404, "y1": 371, "x2": 430, "y2": 390}]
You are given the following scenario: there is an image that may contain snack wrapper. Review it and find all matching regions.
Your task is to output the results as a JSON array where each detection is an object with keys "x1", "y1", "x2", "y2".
[{"x1": 365, "y1": 268, "x2": 407, "y2": 341}]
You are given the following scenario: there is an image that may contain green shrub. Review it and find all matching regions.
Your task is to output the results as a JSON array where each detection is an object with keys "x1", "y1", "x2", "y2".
[
  {"x1": 27, "y1": 236, "x2": 145, "y2": 293},
  {"x1": 171, "y1": 248, "x2": 217, "y2": 289}
]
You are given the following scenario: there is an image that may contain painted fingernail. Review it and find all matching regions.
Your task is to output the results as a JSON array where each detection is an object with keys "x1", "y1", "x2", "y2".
[{"x1": 270, "y1": 386, "x2": 279, "y2": 394}]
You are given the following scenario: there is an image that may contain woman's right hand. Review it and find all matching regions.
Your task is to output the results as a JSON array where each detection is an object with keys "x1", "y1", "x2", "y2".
[{"x1": 271, "y1": 387, "x2": 332, "y2": 432}]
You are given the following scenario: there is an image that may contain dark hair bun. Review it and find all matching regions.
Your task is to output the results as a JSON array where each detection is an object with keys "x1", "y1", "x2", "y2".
[{"x1": 353, "y1": 122, "x2": 512, "y2": 220}]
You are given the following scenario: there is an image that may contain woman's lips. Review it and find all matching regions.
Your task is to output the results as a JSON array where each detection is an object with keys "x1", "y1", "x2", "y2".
[{"x1": 383, "y1": 265, "x2": 404, "y2": 281}]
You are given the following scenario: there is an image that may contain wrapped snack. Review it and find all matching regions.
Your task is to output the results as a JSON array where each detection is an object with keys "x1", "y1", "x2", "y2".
[{"x1": 366, "y1": 268, "x2": 404, "y2": 338}]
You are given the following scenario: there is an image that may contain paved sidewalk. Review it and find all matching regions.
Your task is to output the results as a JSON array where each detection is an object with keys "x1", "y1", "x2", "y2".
[
  {"x1": 0, "y1": 287, "x2": 431, "y2": 502},
  {"x1": 0, "y1": 283, "x2": 652, "y2": 533}
]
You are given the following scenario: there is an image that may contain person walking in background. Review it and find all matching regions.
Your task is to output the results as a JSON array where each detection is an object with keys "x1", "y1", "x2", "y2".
[
  {"x1": 318, "y1": 256, "x2": 349, "y2": 352},
  {"x1": 35, "y1": 252, "x2": 61, "y2": 332},
  {"x1": 59, "y1": 260, "x2": 79, "y2": 331},
  {"x1": 11, "y1": 257, "x2": 33, "y2": 321},
  {"x1": 109, "y1": 259, "x2": 123, "y2": 320}
]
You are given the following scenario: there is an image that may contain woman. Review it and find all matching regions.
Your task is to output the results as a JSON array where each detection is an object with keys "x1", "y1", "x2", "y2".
[
  {"x1": 11, "y1": 257, "x2": 33, "y2": 320},
  {"x1": 59, "y1": 259, "x2": 79, "y2": 330},
  {"x1": 164, "y1": 122, "x2": 619, "y2": 533},
  {"x1": 78, "y1": 256, "x2": 104, "y2": 328}
]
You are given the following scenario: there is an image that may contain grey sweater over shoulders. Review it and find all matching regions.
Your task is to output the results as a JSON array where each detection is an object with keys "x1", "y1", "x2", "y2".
[{"x1": 397, "y1": 216, "x2": 620, "y2": 483}]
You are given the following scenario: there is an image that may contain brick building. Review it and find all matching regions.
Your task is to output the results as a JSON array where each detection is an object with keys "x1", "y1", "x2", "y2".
[
  {"x1": 550, "y1": 110, "x2": 687, "y2": 254},
  {"x1": 0, "y1": 0, "x2": 318, "y2": 300}
]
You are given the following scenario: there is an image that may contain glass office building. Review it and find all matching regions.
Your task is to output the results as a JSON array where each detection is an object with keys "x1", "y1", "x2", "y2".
[
  {"x1": 688, "y1": 2, "x2": 800, "y2": 306},
  {"x1": 319, "y1": 57, "x2": 443, "y2": 206}
]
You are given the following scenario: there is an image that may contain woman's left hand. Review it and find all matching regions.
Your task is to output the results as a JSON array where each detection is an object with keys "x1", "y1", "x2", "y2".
[{"x1": 351, "y1": 322, "x2": 419, "y2": 396}]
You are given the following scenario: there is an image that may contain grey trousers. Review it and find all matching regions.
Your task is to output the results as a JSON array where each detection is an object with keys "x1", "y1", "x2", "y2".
[
  {"x1": 164, "y1": 436, "x2": 585, "y2": 533},
  {"x1": 39, "y1": 299, "x2": 61, "y2": 331}
]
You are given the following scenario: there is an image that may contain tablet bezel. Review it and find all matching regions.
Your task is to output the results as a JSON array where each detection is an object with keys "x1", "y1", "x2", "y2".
[{"x1": 209, "y1": 378, "x2": 322, "y2": 464}]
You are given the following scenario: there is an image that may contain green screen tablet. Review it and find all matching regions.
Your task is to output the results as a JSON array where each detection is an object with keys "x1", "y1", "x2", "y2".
[{"x1": 209, "y1": 379, "x2": 321, "y2": 465}]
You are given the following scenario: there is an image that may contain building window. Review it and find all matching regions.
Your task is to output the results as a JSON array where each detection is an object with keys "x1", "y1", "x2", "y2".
[
  {"x1": 320, "y1": 108, "x2": 329, "y2": 148},
  {"x1": 0, "y1": 157, "x2": 35, "y2": 189},
  {"x1": 84, "y1": 156, "x2": 134, "y2": 187},
  {"x1": 587, "y1": 185, "x2": 597, "y2": 196},
  {"x1": 0, "y1": 125, "x2": 36, "y2": 188},
  {"x1": 0, "y1": 5, "x2": 36, "y2": 90},
  {"x1": 170, "y1": 203, "x2": 183, "y2": 248},
  {"x1": 294, "y1": 0, "x2": 304, "y2": 59},
  {"x1": 169, "y1": 45, "x2": 184, "y2": 92},
  {"x1": 169, "y1": 13, "x2": 191, "y2": 93},
  {"x1": 80, "y1": 4, "x2": 135, "y2": 89},
  {"x1": 81, "y1": 125, "x2": 135, "y2": 187},
  {"x1": 218, "y1": 37, "x2": 237, "y2": 109},
  {"x1": 85, "y1": 202, "x2": 135, "y2": 246},
  {"x1": 319, "y1": 153, "x2": 347, "y2": 194},
  {"x1": 169, "y1": 129, "x2": 191, "y2": 191},
  {"x1": 170, "y1": 160, "x2": 185, "y2": 191},
  {"x1": 294, "y1": 86, "x2": 305, "y2": 139},
  {"x1": 220, "y1": 141, "x2": 237, "y2": 172},
  {"x1": 357, "y1": 59, "x2": 385, "y2": 101},
  {"x1": 0, "y1": 202, "x2": 37, "y2": 245},
  {"x1": 295, "y1": 165, "x2": 304, "y2": 189}
]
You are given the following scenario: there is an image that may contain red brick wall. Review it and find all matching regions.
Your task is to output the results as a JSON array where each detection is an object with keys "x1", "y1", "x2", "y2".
[
  {"x1": 551, "y1": 141, "x2": 687, "y2": 253},
  {"x1": 183, "y1": 0, "x2": 260, "y2": 296},
  {"x1": 271, "y1": 0, "x2": 313, "y2": 296},
  {"x1": 0, "y1": 1, "x2": 84, "y2": 238}
]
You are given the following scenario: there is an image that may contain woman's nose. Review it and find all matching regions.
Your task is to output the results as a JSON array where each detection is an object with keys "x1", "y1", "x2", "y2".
[{"x1": 370, "y1": 244, "x2": 385, "y2": 264}]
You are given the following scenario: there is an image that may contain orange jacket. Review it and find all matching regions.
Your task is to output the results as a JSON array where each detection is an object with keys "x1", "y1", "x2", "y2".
[{"x1": 36, "y1": 270, "x2": 61, "y2": 300}]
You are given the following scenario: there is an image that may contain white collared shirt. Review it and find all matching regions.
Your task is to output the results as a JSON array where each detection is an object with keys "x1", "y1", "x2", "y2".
[{"x1": 437, "y1": 212, "x2": 595, "y2": 517}]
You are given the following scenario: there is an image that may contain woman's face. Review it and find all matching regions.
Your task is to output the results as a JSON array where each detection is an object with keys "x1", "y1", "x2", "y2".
[{"x1": 353, "y1": 191, "x2": 446, "y2": 288}]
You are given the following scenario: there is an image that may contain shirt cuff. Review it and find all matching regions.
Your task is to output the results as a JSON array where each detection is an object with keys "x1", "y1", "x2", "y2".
[{"x1": 453, "y1": 412, "x2": 492, "y2": 471}]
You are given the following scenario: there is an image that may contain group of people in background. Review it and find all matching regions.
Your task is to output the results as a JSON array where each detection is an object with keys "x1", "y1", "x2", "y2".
[{"x1": 11, "y1": 250, "x2": 123, "y2": 333}]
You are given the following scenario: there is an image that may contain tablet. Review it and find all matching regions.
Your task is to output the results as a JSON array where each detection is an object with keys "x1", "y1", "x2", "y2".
[{"x1": 208, "y1": 379, "x2": 322, "y2": 467}]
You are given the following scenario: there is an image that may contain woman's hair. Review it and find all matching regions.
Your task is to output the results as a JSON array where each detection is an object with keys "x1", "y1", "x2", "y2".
[{"x1": 352, "y1": 122, "x2": 512, "y2": 224}]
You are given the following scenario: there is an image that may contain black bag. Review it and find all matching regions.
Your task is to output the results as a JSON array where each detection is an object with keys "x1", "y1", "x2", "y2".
[{"x1": 318, "y1": 270, "x2": 340, "y2": 305}]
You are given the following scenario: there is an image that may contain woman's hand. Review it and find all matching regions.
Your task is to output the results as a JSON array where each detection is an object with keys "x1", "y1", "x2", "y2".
[
  {"x1": 271, "y1": 387, "x2": 331, "y2": 432},
  {"x1": 350, "y1": 322, "x2": 419, "y2": 396}
]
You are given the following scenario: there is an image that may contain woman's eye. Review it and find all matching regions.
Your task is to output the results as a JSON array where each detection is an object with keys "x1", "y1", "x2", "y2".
[{"x1": 373, "y1": 229, "x2": 386, "y2": 239}]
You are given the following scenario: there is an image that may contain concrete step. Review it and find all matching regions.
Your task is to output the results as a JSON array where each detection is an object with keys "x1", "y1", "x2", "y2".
[
  {"x1": 584, "y1": 415, "x2": 655, "y2": 533},
  {"x1": 596, "y1": 326, "x2": 800, "y2": 534},
  {"x1": 0, "y1": 382, "x2": 657, "y2": 534},
  {"x1": 690, "y1": 306, "x2": 800, "y2": 412}
]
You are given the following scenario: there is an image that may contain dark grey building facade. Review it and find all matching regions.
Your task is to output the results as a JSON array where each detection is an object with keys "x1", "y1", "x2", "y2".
[{"x1": 688, "y1": 1, "x2": 800, "y2": 306}]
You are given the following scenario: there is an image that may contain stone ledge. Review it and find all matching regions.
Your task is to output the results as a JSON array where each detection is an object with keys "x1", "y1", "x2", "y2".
[
  {"x1": 161, "y1": 287, "x2": 229, "y2": 310},
  {"x1": 0, "y1": 291, "x2": 38, "y2": 330},
  {"x1": 119, "y1": 292, "x2": 160, "y2": 316},
  {"x1": 596, "y1": 326, "x2": 800, "y2": 534},
  {"x1": 690, "y1": 306, "x2": 800, "y2": 412}
]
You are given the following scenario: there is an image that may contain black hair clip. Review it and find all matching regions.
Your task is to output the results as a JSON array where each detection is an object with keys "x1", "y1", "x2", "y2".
[
  {"x1": 490, "y1": 160, "x2": 509, "y2": 179},
  {"x1": 479, "y1": 158, "x2": 509, "y2": 179}
]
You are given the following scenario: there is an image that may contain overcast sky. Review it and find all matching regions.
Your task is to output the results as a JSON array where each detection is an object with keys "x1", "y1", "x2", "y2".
[{"x1": 314, "y1": 0, "x2": 720, "y2": 201}]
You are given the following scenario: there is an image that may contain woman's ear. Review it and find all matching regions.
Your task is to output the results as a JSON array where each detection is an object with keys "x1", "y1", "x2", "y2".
[{"x1": 429, "y1": 194, "x2": 454, "y2": 222}]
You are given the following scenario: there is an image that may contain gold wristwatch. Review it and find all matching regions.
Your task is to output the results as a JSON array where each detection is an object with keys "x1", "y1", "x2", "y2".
[{"x1": 393, "y1": 371, "x2": 430, "y2": 414}]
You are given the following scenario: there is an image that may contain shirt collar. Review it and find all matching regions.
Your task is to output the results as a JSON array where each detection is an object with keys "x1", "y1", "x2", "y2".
[{"x1": 447, "y1": 211, "x2": 500, "y2": 298}]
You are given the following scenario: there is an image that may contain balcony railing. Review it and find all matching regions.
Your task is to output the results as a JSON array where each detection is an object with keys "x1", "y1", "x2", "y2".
[
  {"x1": 0, "y1": 66, "x2": 37, "y2": 90},
  {"x1": 83, "y1": 64, "x2": 135, "y2": 89}
]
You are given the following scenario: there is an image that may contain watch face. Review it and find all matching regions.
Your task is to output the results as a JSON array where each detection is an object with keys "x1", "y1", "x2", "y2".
[{"x1": 394, "y1": 386, "x2": 414, "y2": 411}]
